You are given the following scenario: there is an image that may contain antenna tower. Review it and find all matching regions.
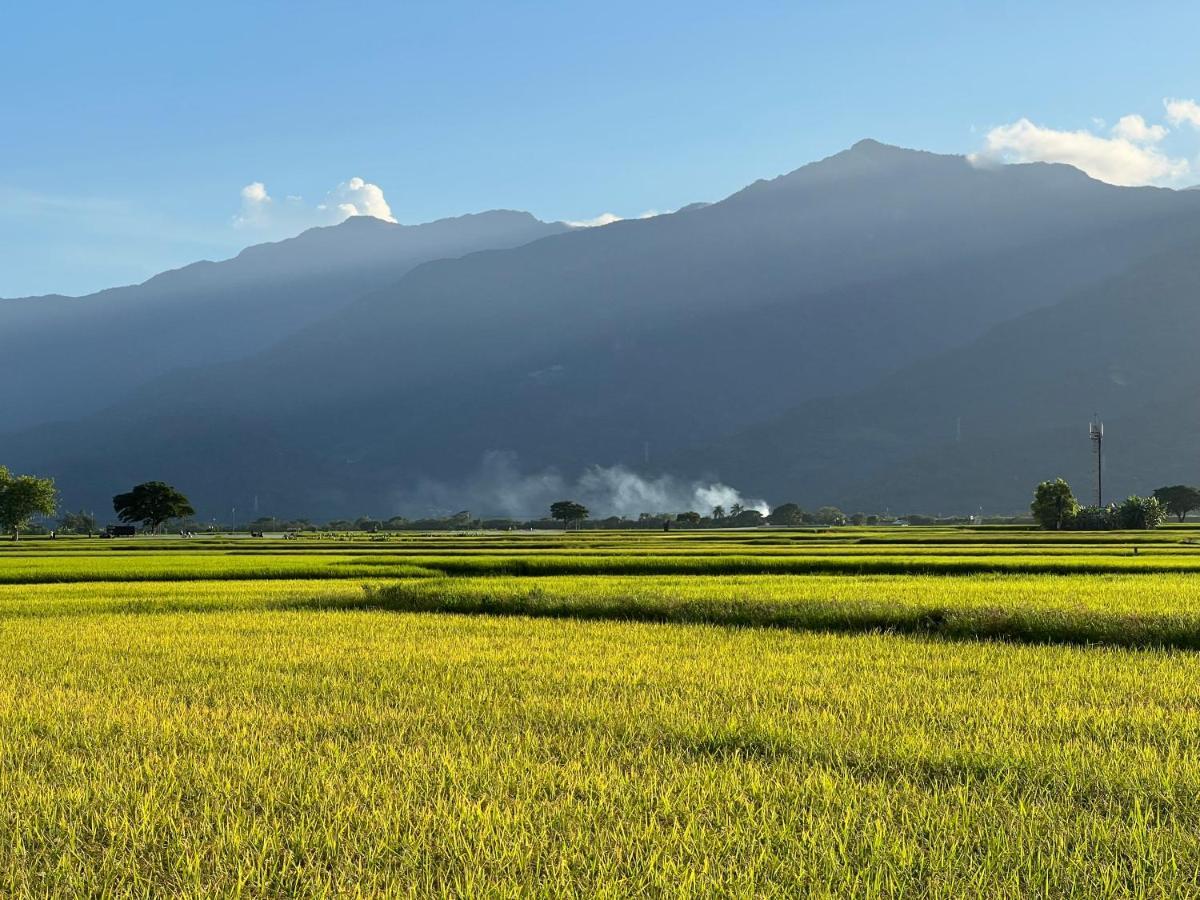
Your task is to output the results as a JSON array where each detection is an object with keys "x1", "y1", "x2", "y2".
[{"x1": 1089, "y1": 418, "x2": 1104, "y2": 507}]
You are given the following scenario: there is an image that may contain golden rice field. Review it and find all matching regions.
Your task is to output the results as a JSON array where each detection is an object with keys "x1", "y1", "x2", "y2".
[{"x1": 3, "y1": 527, "x2": 1200, "y2": 897}]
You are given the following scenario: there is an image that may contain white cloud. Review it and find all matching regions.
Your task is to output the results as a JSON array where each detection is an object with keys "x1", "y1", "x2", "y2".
[
  {"x1": 974, "y1": 117, "x2": 1189, "y2": 186},
  {"x1": 1112, "y1": 114, "x2": 1167, "y2": 144},
  {"x1": 1165, "y1": 97, "x2": 1200, "y2": 128},
  {"x1": 566, "y1": 212, "x2": 622, "y2": 228},
  {"x1": 232, "y1": 181, "x2": 273, "y2": 228},
  {"x1": 241, "y1": 181, "x2": 268, "y2": 203},
  {"x1": 317, "y1": 176, "x2": 396, "y2": 223},
  {"x1": 565, "y1": 209, "x2": 666, "y2": 228},
  {"x1": 233, "y1": 176, "x2": 396, "y2": 232}
]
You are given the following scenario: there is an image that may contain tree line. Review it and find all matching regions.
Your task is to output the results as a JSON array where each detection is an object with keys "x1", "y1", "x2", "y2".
[
  {"x1": 0, "y1": 473, "x2": 194, "y2": 540},
  {"x1": 546, "y1": 501, "x2": 895, "y2": 530},
  {"x1": 10, "y1": 463, "x2": 1200, "y2": 539},
  {"x1": 1030, "y1": 479, "x2": 1200, "y2": 530}
]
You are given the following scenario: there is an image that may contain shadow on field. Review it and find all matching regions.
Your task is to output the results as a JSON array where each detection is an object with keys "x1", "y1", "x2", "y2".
[
  {"x1": 14, "y1": 583, "x2": 1200, "y2": 653},
  {"x1": 375, "y1": 558, "x2": 1200, "y2": 577},
  {"x1": 340, "y1": 584, "x2": 1200, "y2": 652}
]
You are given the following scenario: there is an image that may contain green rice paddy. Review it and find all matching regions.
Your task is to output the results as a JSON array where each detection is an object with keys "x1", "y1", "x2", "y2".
[{"x1": 2, "y1": 527, "x2": 1199, "y2": 897}]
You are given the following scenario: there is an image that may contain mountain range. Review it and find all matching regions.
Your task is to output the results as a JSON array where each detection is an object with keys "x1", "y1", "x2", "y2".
[{"x1": 4, "y1": 139, "x2": 1200, "y2": 519}]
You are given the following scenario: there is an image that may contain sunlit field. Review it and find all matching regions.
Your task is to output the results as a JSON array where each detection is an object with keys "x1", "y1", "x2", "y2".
[{"x1": 3, "y1": 528, "x2": 1200, "y2": 897}]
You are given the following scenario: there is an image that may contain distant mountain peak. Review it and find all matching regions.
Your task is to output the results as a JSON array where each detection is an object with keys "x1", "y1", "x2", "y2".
[
  {"x1": 338, "y1": 214, "x2": 397, "y2": 227},
  {"x1": 848, "y1": 137, "x2": 901, "y2": 153},
  {"x1": 835, "y1": 138, "x2": 952, "y2": 166},
  {"x1": 728, "y1": 139, "x2": 959, "y2": 202}
]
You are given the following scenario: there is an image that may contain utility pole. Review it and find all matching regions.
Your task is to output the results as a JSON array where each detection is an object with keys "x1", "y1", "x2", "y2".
[{"x1": 1089, "y1": 419, "x2": 1104, "y2": 507}]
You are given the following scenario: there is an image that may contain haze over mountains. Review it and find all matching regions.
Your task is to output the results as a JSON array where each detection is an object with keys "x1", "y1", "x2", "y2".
[
  {"x1": 1, "y1": 210, "x2": 567, "y2": 428},
  {"x1": 5, "y1": 139, "x2": 1200, "y2": 519}
]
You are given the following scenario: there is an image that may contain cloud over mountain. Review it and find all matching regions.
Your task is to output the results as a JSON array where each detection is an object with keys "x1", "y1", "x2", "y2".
[
  {"x1": 565, "y1": 209, "x2": 666, "y2": 228},
  {"x1": 234, "y1": 176, "x2": 396, "y2": 233},
  {"x1": 974, "y1": 98, "x2": 1200, "y2": 187}
]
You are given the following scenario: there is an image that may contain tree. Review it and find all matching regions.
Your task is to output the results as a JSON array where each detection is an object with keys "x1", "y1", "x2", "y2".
[
  {"x1": 1153, "y1": 485, "x2": 1200, "y2": 522},
  {"x1": 57, "y1": 509, "x2": 98, "y2": 535},
  {"x1": 728, "y1": 508, "x2": 765, "y2": 527},
  {"x1": 112, "y1": 481, "x2": 194, "y2": 533},
  {"x1": 767, "y1": 503, "x2": 805, "y2": 527},
  {"x1": 675, "y1": 511, "x2": 702, "y2": 526},
  {"x1": 0, "y1": 467, "x2": 57, "y2": 541},
  {"x1": 1069, "y1": 505, "x2": 1115, "y2": 530},
  {"x1": 729, "y1": 503, "x2": 744, "y2": 517},
  {"x1": 1031, "y1": 478, "x2": 1079, "y2": 530},
  {"x1": 550, "y1": 500, "x2": 589, "y2": 530},
  {"x1": 814, "y1": 506, "x2": 847, "y2": 526},
  {"x1": 1115, "y1": 495, "x2": 1167, "y2": 530},
  {"x1": 447, "y1": 510, "x2": 473, "y2": 529},
  {"x1": 711, "y1": 505, "x2": 726, "y2": 520}
]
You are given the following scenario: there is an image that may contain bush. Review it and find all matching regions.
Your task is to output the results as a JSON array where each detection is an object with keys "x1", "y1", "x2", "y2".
[
  {"x1": 1067, "y1": 505, "x2": 1115, "y2": 530},
  {"x1": 1115, "y1": 495, "x2": 1167, "y2": 530},
  {"x1": 1061, "y1": 496, "x2": 1165, "y2": 531}
]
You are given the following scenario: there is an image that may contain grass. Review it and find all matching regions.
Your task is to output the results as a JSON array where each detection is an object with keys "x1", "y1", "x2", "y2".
[
  {"x1": 8, "y1": 546, "x2": 1200, "y2": 583},
  {"x1": 366, "y1": 571, "x2": 1200, "y2": 649},
  {"x1": 2, "y1": 528, "x2": 1200, "y2": 896}
]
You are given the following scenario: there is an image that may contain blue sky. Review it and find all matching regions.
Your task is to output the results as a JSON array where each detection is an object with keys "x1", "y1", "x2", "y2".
[{"x1": 4, "y1": 0, "x2": 1200, "y2": 296}]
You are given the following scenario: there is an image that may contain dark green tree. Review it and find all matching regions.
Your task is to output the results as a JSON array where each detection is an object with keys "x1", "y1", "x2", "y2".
[
  {"x1": 767, "y1": 503, "x2": 805, "y2": 527},
  {"x1": 57, "y1": 509, "x2": 98, "y2": 535},
  {"x1": 1115, "y1": 495, "x2": 1167, "y2": 530},
  {"x1": 1152, "y1": 485, "x2": 1200, "y2": 522},
  {"x1": 112, "y1": 481, "x2": 194, "y2": 533},
  {"x1": 1030, "y1": 478, "x2": 1079, "y2": 530},
  {"x1": 447, "y1": 510, "x2": 473, "y2": 529},
  {"x1": 710, "y1": 505, "x2": 726, "y2": 520},
  {"x1": 728, "y1": 508, "x2": 765, "y2": 527},
  {"x1": 1070, "y1": 505, "x2": 1115, "y2": 530},
  {"x1": 814, "y1": 506, "x2": 847, "y2": 526},
  {"x1": 0, "y1": 467, "x2": 57, "y2": 541},
  {"x1": 550, "y1": 500, "x2": 590, "y2": 530},
  {"x1": 675, "y1": 511, "x2": 702, "y2": 526}
]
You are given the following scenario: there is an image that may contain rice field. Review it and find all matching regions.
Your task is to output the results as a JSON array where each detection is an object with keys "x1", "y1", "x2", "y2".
[{"x1": 3, "y1": 527, "x2": 1200, "y2": 897}]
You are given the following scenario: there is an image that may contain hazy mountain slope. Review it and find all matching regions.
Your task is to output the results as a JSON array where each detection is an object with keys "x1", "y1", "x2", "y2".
[
  {"x1": 0, "y1": 211, "x2": 567, "y2": 429},
  {"x1": 683, "y1": 240, "x2": 1200, "y2": 513},
  {"x1": 9, "y1": 141, "x2": 1200, "y2": 518}
]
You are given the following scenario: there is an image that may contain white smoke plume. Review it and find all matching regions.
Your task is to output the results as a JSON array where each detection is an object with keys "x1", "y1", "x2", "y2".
[{"x1": 397, "y1": 451, "x2": 770, "y2": 519}]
